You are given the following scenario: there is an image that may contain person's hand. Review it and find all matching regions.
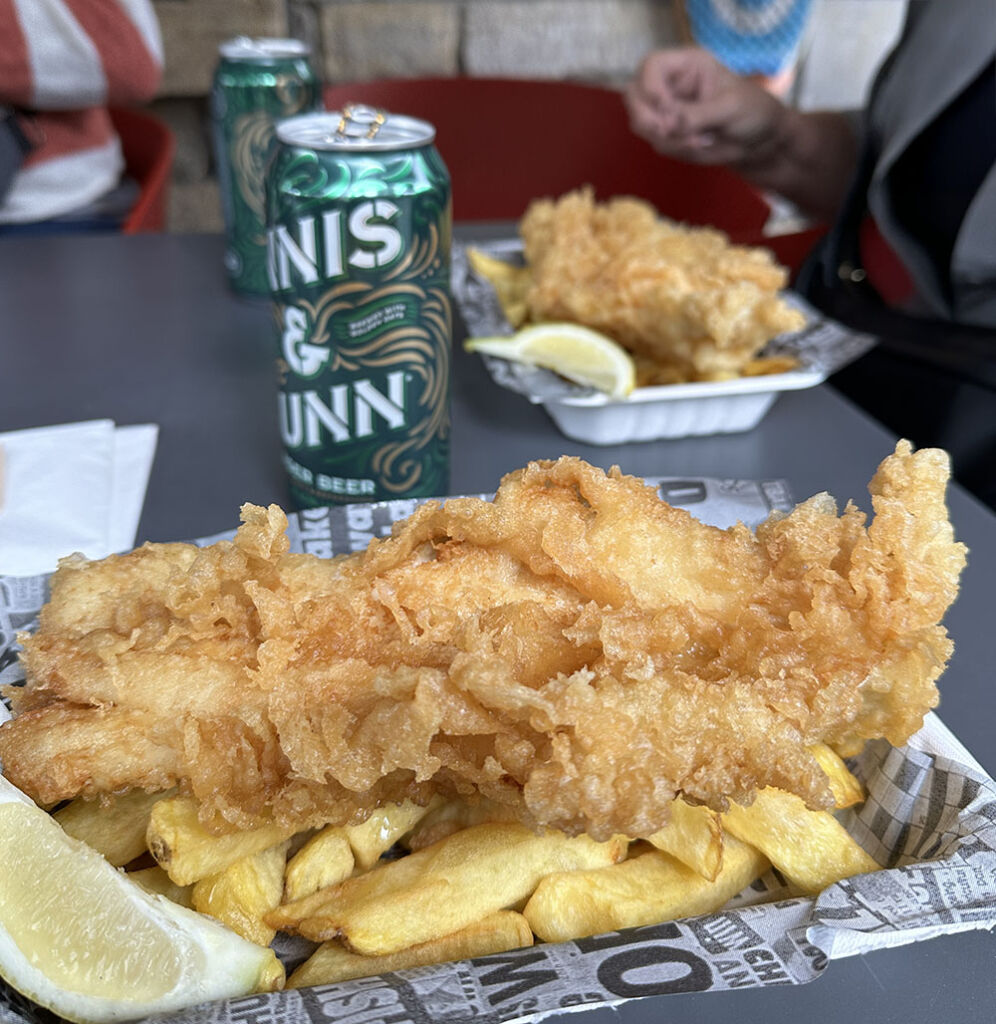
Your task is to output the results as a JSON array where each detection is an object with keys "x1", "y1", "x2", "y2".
[{"x1": 625, "y1": 47, "x2": 789, "y2": 169}]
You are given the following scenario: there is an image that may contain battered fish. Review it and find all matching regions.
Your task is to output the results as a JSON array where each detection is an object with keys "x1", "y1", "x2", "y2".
[
  {"x1": 520, "y1": 188, "x2": 806, "y2": 383},
  {"x1": 0, "y1": 443, "x2": 965, "y2": 841}
]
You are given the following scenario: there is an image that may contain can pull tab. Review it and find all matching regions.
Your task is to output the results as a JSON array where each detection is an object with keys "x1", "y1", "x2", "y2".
[{"x1": 336, "y1": 104, "x2": 387, "y2": 140}]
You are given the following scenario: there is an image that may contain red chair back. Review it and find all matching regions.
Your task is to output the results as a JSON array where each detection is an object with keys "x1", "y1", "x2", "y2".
[
  {"x1": 109, "y1": 106, "x2": 174, "y2": 233},
  {"x1": 323, "y1": 77, "x2": 773, "y2": 233}
]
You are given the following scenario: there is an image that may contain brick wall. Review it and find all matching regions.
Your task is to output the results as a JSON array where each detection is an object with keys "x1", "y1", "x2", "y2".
[{"x1": 150, "y1": 0, "x2": 907, "y2": 233}]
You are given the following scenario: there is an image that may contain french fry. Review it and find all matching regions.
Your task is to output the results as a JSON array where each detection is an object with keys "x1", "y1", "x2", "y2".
[
  {"x1": 467, "y1": 247, "x2": 531, "y2": 327},
  {"x1": 127, "y1": 865, "x2": 195, "y2": 908},
  {"x1": 524, "y1": 835, "x2": 768, "y2": 943},
  {"x1": 404, "y1": 796, "x2": 519, "y2": 853},
  {"x1": 345, "y1": 799, "x2": 437, "y2": 870},
  {"x1": 722, "y1": 788, "x2": 879, "y2": 893},
  {"x1": 809, "y1": 743, "x2": 866, "y2": 808},
  {"x1": 284, "y1": 825, "x2": 354, "y2": 903},
  {"x1": 742, "y1": 355, "x2": 799, "y2": 377},
  {"x1": 287, "y1": 911, "x2": 533, "y2": 988},
  {"x1": 258, "y1": 956, "x2": 288, "y2": 994},
  {"x1": 192, "y1": 841, "x2": 290, "y2": 947},
  {"x1": 54, "y1": 789, "x2": 171, "y2": 867},
  {"x1": 645, "y1": 799, "x2": 723, "y2": 881},
  {"x1": 147, "y1": 795, "x2": 295, "y2": 886},
  {"x1": 267, "y1": 822, "x2": 627, "y2": 955}
]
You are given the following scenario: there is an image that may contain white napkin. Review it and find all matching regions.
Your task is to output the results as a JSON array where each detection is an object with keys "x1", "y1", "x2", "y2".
[{"x1": 0, "y1": 420, "x2": 158, "y2": 577}]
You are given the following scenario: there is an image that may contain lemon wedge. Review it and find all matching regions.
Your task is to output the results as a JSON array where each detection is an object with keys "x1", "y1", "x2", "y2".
[
  {"x1": 0, "y1": 774, "x2": 283, "y2": 1024},
  {"x1": 466, "y1": 323, "x2": 636, "y2": 399}
]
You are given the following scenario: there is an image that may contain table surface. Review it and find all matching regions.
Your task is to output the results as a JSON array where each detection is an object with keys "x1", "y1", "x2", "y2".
[{"x1": 1, "y1": 230, "x2": 994, "y2": 1024}]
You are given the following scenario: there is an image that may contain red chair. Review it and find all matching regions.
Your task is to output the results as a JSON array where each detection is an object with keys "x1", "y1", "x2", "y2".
[
  {"x1": 109, "y1": 106, "x2": 175, "y2": 233},
  {"x1": 323, "y1": 77, "x2": 824, "y2": 278}
]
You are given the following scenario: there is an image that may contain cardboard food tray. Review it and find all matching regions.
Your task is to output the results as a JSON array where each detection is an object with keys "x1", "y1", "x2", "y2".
[
  {"x1": 452, "y1": 240, "x2": 878, "y2": 444},
  {"x1": 1, "y1": 482, "x2": 995, "y2": 1024}
]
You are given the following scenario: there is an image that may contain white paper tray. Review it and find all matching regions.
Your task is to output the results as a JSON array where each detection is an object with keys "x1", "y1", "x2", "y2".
[{"x1": 542, "y1": 368, "x2": 826, "y2": 445}]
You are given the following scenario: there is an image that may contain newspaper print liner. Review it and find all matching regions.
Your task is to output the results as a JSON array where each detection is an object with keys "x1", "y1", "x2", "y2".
[
  {"x1": 451, "y1": 239, "x2": 878, "y2": 403},
  {"x1": 1, "y1": 482, "x2": 995, "y2": 1024}
]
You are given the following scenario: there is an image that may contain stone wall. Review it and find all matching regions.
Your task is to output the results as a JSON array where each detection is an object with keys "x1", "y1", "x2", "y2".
[
  {"x1": 287, "y1": 1, "x2": 683, "y2": 85},
  {"x1": 149, "y1": 0, "x2": 907, "y2": 233}
]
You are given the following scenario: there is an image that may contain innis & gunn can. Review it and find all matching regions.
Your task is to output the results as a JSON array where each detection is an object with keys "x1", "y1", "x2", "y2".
[
  {"x1": 210, "y1": 37, "x2": 319, "y2": 298},
  {"x1": 266, "y1": 106, "x2": 452, "y2": 508}
]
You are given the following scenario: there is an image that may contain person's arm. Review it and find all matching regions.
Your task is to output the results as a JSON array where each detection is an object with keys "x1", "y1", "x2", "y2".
[
  {"x1": 734, "y1": 107, "x2": 859, "y2": 222},
  {"x1": 0, "y1": 0, "x2": 163, "y2": 109},
  {"x1": 625, "y1": 47, "x2": 859, "y2": 223}
]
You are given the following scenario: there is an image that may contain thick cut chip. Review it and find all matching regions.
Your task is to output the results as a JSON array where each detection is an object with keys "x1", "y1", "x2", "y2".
[
  {"x1": 148, "y1": 796, "x2": 295, "y2": 886},
  {"x1": 467, "y1": 247, "x2": 531, "y2": 327},
  {"x1": 345, "y1": 799, "x2": 436, "y2": 870},
  {"x1": 809, "y1": 744, "x2": 866, "y2": 809},
  {"x1": 284, "y1": 826, "x2": 355, "y2": 903},
  {"x1": 267, "y1": 822, "x2": 626, "y2": 955},
  {"x1": 0, "y1": 775, "x2": 283, "y2": 1024},
  {"x1": 742, "y1": 355, "x2": 799, "y2": 377},
  {"x1": 523, "y1": 835, "x2": 768, "y2": 943},
  {"x1": 54, "y1": 789, "x2": 171, "y2": 867},
  {"x1": 192, "y1": 842, "x2": 290, "y2": 947},
  {"x1": 722, "y1": 788, "x2": 879, "y2": 892},
  {"x1": 404, "y1": 796, "x2": 520, "y2": 852},
  {"x1": 287, "y1": 911, "x2": 533, "y2": 989},
  {"x1": 645, "y1": 799, "x2": 723, "y2": 881}
]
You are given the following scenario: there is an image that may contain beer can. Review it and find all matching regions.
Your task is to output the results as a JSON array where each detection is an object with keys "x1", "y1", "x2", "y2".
[
  {"x1": 210, "y1": 37, "x2": 319, "y2": 298},
  {"x1": 266, "y1": 106, "x2": 452, "y2": 508}
]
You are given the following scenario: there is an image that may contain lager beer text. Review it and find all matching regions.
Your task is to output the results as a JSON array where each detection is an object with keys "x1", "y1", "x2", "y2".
[{"x1": 281, "y1": 453, "x2": 375, "y2": 498}]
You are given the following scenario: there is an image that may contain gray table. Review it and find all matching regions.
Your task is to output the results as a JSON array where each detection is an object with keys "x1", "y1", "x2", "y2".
[{"x1": 1, "y1": 231, "x2": 994, "y2": 1024}]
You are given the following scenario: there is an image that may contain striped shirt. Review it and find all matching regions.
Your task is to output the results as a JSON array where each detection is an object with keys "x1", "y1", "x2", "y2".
[{"x1": 0, "y1": 0, "x2": 163, "y2": 223}]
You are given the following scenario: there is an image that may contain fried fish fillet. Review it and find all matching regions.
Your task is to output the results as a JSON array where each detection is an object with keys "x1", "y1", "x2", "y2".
[
  {"x1": 0, "y1": 443, "x2": 965, "y2": 841},
  {"x1": 520, "y1": 187, "x2": 806, "y2": 384}
]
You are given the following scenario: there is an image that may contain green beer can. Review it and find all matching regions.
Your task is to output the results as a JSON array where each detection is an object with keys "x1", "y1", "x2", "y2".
[
  {"x1": 266, "y1": 106, "x2": 452, "y2": 508},
  {"x1": 210, "y1": 37, "x2": 319, "y2": 297}
]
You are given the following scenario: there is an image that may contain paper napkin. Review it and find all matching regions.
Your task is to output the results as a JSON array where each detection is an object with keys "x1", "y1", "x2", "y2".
[{"x1": 0, "y1": 420, "x2": 158, "y2": 577}]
